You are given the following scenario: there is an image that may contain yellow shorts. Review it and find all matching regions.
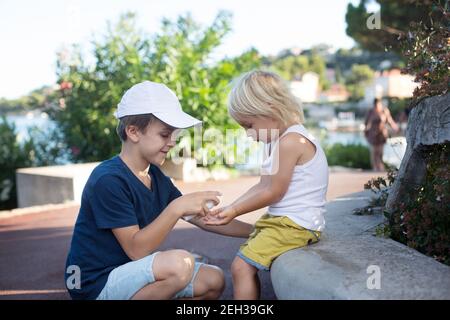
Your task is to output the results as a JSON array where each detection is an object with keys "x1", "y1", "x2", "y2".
[{"x1": 237, "y1": 213, "x2": 321, "y2": 270}]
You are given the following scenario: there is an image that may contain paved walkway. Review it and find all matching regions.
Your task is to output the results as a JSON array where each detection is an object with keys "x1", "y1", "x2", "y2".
[{"x1": 0, "y1": 171, "x2": 383, "y2": 300}]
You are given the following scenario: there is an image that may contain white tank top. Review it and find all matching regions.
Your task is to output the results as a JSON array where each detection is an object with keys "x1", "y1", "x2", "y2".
[{"x1": 261, "y1": 124, "x2": 329, "y2": 231}]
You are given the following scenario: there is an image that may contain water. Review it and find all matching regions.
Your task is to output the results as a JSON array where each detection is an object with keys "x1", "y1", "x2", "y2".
[{"x1": 4, "y1": 112, "x2": 56, "y2": 142}]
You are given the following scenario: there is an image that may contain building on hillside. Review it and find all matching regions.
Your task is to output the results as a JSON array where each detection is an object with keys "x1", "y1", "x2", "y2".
[
  {"x1": 362, "y1": 68, "x2": 418, "y2": 107},
  {"x1": 319, "y1": 83, "x2": 350, "y2": 102}
]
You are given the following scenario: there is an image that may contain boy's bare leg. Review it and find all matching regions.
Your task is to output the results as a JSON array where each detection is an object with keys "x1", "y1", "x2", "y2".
[
  {"x1": 131, "y1": 249, "x2": 195, "y2": 300},
  {"x1": 181, "y1": 265, "x2": 225, "y2": 300},
  {"x1": 231, "y1": 256, "x2": 260, "y2": 300}
]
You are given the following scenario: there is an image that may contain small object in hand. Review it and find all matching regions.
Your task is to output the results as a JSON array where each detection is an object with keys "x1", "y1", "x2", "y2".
[
  {"x1": 183, "y1": 200, "x2": 217, "y2": 221},
  {"x1": 206, "y1": 200, "x2": 215, "y2": 209}
]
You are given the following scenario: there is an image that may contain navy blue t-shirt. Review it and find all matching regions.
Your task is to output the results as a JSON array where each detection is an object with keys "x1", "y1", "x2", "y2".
[{"x1": 65, "y1": 156, "x2": 182, "y2": 300}]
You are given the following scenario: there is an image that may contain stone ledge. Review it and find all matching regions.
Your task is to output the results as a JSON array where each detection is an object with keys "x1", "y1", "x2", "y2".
[
  {"x1": 270, "y1": 190, "x2": 450, "y2": 299},
  {"x1": 16, "y1": 162, "x2": 100, "y2": 208}
]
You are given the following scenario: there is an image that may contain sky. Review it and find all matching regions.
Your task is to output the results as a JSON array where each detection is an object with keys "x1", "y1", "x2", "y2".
[{"x1": 0, "y1": 0, "x2": 358, "y2": 99}]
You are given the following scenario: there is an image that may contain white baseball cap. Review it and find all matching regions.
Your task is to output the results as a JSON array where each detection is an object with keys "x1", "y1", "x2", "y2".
[{"x1": 115, "y1": 81, "x2": 201, "y2": 128}]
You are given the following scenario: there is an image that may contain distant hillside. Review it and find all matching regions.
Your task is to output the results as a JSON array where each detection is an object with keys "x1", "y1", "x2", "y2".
[{"x1": 0, "y1": 86, "x2": 55, "y2": 115}]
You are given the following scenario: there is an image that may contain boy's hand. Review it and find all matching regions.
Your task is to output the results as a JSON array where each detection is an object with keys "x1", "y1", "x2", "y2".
[
  {"x1": 203, "y1": 205, "x2": 238, "y2": 225},
  {"x1": 169, "y1": 191, "x2": 222, "y2": 219}
]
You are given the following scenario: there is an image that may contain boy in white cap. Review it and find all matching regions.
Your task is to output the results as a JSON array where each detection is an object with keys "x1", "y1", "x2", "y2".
[{"x1": 65, "y1": 81, "x2": 253, "y2": 300}]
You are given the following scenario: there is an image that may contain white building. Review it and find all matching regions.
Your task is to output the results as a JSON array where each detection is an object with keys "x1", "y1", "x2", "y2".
[{"x1": 363, "y1": 68, "x2": 418, "y2": 106}]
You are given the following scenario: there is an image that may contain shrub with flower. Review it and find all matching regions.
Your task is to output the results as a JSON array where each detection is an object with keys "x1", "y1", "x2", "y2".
[
  {"x1": 400, "y1": 2, "x2": 449, "y2": 102},
  {"x1": 390, "y1": 143, "x2": 450, "y2": 265}
]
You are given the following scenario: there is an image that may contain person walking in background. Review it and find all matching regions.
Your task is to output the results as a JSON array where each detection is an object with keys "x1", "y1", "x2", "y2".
[{"x1": 364, "y1": 98, "x2": 399, "y2": 171}]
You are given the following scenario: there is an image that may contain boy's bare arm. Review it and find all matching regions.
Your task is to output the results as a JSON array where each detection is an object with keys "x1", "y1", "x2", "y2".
[
  {"x1": 113, "y1": 191, "x2": 221, "y2": 260},
  {"x1": 112, "y1": 205, "x2": 180, "y2": 261},
  {"x1": 188, "y1": 216, "x2": 254, "y2": 238}
]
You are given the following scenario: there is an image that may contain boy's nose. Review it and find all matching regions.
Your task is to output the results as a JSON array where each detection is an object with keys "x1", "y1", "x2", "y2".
[
  {"x1": 167, "y1": 140, "x2": 176, "y2": 148},
  {"x1": 167, "y1": 136, "x2": 178, "y2": 148},
  {"x1": 168, "y1": 132, "x2": 179, "y2": 146}
]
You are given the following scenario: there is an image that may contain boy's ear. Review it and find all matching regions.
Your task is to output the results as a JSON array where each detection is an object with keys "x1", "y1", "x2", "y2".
[{"x1": 125, "y1": 125, "x2": 141, "y2": 143}]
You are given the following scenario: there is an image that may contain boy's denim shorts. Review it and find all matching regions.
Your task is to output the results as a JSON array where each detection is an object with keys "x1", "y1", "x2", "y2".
[{"x1": 96, "y1": 251, "x2": 204, "y2": 300}]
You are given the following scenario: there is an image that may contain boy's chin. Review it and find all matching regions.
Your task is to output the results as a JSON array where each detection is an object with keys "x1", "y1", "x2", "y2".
[
  {"x1": 146, "y1": 154, "x2": 167, "y2": 166},
  {"x1": 154, "y1": 155, "x2": 167, "y2": 166}
]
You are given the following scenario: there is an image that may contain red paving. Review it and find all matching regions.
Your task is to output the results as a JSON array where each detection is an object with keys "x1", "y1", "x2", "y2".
[{"x1": 0, "y1": 171, "x2": 383, "y2": 300}]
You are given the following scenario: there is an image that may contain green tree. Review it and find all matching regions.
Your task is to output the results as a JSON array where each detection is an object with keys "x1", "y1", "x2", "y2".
[
  {"x1": 400, "y1": 3, "x2": 449, "y2": 101},
  {"x1": 345, "y1": 0, "x2": 444, "y2": 53},
  {"x1": 0, "y1": 117, "x2": 31, "y2": 209},
  {"x1": 51, "y1": 12, "x2": 261, "y2": 162},
  {"x1": 271, "y1": 53, "x2": 329, "y2": 89},
  {"x1": 332, "y1": 47, "x2": 403, "y2": 72},
  {"x1": 272, "y1": 55, "x2": 309, "y2": 80},
  {"x1": 345, "y1": 64, "x2": 375, "y2": 101},
  {"x1": 308, "y1": 53, "x2": 330, "y2": 90},
  {"x1": 0, "y1": 117, "x2": 65, "y2": 209}
]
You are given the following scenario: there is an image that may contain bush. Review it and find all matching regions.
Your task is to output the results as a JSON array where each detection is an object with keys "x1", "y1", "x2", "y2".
[
  {"x1": 325, "y1": 143, "x2": 371, "y2": 169},
  {"x1": 0, "y1": 117, "x2": 32, "y2": 209},
  {"x1": 0, "y1": 117, "x2": 66, "y2": 210},
  {"x1": 400, "y1": 2, "x2": 449, "y2": 102},
  {"x1": 389, "y1": 143, "x2": 450, "y2": 265},
  {"x1": 355, "y1": 167, "x2": 398, "y2": 215}
]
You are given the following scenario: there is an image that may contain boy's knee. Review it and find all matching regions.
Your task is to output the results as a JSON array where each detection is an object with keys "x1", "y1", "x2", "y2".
[
  {"x1": 206, "y1": 266, "x2": 225, "y2": 294},
  {"x1": 168, "y1": 250, "x2": 195, "y2": 283},
  {"x1": 155, "y1": 250, "x2": 195, "y2": 285},
  {"x1": 196, "y1": 265, "x2": 225, "y2": 299}
]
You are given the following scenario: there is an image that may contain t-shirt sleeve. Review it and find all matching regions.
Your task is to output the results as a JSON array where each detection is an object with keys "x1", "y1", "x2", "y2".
[{"x1": 89, "y1": 175, "x2": 138, "y2": 229}]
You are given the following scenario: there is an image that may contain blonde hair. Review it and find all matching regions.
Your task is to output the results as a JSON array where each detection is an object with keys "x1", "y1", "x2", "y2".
[{"x1": 228, "y1": 70, "x2": 304, "y2": 125}]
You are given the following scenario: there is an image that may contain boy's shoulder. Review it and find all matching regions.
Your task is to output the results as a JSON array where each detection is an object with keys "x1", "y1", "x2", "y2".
[
  {"x1": 88, "y1": 156, "x2": 128, "y2": 186},
  {"x1": 90, "y1": 157, "x2": 172, "y2": 186},
  {"x1": 92, "y1": 155, "x2": 123, "y2": 174},
  {"x1": 87, "y1": 156, "x2": 175, "y2": 190}
]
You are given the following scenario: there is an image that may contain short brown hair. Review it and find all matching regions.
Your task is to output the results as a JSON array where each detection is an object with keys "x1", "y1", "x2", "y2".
[{"x1": 116, "y1": 113, "x2": 155, "y2": 142}]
